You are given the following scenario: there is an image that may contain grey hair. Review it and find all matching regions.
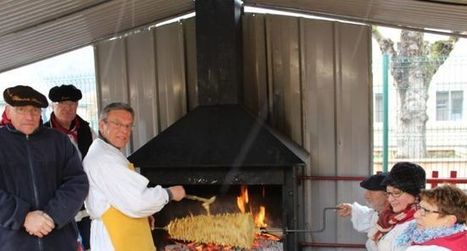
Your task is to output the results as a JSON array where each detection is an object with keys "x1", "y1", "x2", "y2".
[{"x1": 99, "y1": 102, "x2": 134, "y2": 122}]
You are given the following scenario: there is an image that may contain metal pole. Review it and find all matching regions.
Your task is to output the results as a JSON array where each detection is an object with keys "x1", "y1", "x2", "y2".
[{"x1": 383, "y1": 54, "x2": 389, "y2": 172}]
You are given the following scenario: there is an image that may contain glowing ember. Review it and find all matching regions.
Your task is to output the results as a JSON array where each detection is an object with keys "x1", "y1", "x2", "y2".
[{"x1": 166, "y1": 233, "x2": 282, "y2": 251}]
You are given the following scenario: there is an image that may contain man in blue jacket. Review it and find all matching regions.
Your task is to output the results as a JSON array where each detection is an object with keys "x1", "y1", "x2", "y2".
[{"x1": 0, "y1": 85, "x2": 89, "y2": 250}]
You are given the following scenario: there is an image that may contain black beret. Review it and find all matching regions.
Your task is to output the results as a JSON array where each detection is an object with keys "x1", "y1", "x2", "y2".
[
  {"x1": 382, "y1": 162, "x2": 426, "y2": 196},
  {"x1": 360, "y1": 173, "x2": 387, "y2": 191},
  {"x1": 3, "y1": 85, "x2": 48, "y2": 108},
  {"x1": 48, "y1": 84, "x2": 82, "y2": 102}
]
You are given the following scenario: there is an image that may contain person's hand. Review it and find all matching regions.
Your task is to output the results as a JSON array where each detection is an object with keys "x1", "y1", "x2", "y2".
[
  {"x1": 24, "y1": 210, "x2": 55, "y2": 238},
  {"x1": 336, "y1": 203, "x2": 352, "y2": 217},
  {"x1": 148, "y1": 215, "x2": 155, "y2": 230},
  {"x1": 168, "y1": 186, "x2": 186, "y2": 201}
]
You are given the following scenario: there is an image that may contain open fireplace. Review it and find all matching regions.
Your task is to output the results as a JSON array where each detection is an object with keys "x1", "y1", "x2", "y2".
[
  {"x1": 128, "y1": 105, "x2": 306, "y2": 250},
  {"x1": 154, "y1": 185, "x2": 283, "y2": 250}
]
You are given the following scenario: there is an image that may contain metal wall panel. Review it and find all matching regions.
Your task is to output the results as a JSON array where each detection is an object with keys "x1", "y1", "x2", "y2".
[
  {"x1": 335, "y1": 23, "x2": 372, "y2": 178},
  {"x1": 95, "y1": 38, "x2": 130, "y2": 154},
  {"x1": 242, "y1": 14, "x2": 268, "y2": 118},
  {"x1": 183, "y1": 18, "x2": 199, "y2": 111},
  {"x1": 95, "y1": 39, "x2": 129, "y2": 106},
  {"x1": 94, "y1": 21, "x2": 191, "y2": 152},
  {"x1": 265, "y1": 15, "x2": 303, "y2": 145},
  {"x1": 155, "y1": 23, "x2": 188, "y2": 131},
  {"x1": 243, "y1": 13, "x2": 372, "y2": 249},
  {"x1": 334, "y1": 22, "x2": 372, "y2": 249},
  {"x1": 300, "y1": 19, "x2": 341, "y2": 246},
  {"x1": 127, "y1": 31, "x2": 159, "y2": 150}
]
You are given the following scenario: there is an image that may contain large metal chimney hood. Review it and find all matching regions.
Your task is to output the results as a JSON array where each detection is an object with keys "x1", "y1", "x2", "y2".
[
  {"x1": 128, "y1": 0, "x2": 306, "y2": 173},
  {"x1": 128, "y1": 104, "x2": 306, "y2": 169}
]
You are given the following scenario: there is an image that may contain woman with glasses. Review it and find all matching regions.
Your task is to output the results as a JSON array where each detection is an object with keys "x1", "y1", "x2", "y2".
[
  {"x1": 395, "y1": 184, "x2": 467, "y2": 251},
  {"x1": 373, "y1": 162, "x2": 426, "y2": 251}
]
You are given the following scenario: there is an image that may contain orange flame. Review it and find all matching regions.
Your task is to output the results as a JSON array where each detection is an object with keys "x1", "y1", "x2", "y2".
[
  {"x1": 236, "y1": 186, "x2": 249, "y2": 213},
  {"x1": 236, "y1": 186, "x2": 268, "y2": 228},
  {"x1": 254, "y1": 206, "x2": 268, "y2": 228}
]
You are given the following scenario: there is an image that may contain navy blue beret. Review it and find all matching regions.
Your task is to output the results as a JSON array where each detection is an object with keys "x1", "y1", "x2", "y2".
[
  {"x1": 48, "y1": 84, "x2": 82, "y2": 102},
  {"x1": 360, "y1": 173, "x2": 387, "y2": 191},
  {"x1": 3, "y1": 85, "x2": 48, "y2": 108}
]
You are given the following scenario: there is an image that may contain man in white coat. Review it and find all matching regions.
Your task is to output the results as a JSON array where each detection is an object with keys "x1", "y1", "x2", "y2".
[
  {"x1": 337, "y1": 173, "x2": 389, "y2": 251},
  {"x1": 83, "y1": 102, "x2": 185, "y2": 251}
]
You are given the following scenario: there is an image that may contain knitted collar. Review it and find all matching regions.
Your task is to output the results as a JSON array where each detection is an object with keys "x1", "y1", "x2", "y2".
[
  {"x1": 373, "y1": 203, "x2": 417, "y2": 241},
  {"x1": 396, "y1": 222, "x2": 465, "y2": 246}
]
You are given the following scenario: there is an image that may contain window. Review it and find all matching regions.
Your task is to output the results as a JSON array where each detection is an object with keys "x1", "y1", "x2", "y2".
[
  {"x1": 436, "y1": 91, "x2": 449, "y2": 121},
  {"x1": 374, "y1": 93, "x2": 383, "y2": 123},
  {"x1": 451, "y1": 91, "x2": 463, "y2": 120},
  {"x1": 0, "y1": 46, "x2": 98, "y2": 129},
  {"x1": 436, "y1": 90, "x2": 463, "y2": 121}
]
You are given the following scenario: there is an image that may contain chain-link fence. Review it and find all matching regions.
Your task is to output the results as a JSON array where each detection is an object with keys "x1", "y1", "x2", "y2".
[{"x1": 373, "y1": 53, "x2": 467, "y2": 188}]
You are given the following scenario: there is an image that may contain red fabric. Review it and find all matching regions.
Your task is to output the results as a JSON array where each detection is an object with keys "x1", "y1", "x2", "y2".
[
  {"x1": 76, "y1": 241, "x2": 84, "y2": 251},
  {"x1": 372, "y1": 204, "x2": 417, "y2": 241},
  {"x1": 50, "y1": 113, "x2": 80, "y2": 142},
  {"x1": 0, "y1": 110, "x2": 11, "y2": 126},
  {"x1": 418, "y1": 231, "x2": 467, "y2": 251}
]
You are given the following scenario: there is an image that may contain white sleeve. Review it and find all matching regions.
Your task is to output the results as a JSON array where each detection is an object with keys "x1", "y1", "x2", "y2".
[
  {"x1": 85, "y1": 153, "x2": 169, "y2": 218},
  {"x1": 350, "y1": 202, "x2": 377, "y2": 233}
]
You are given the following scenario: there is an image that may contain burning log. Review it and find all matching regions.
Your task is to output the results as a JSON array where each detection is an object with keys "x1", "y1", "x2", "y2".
[{"x1": 165, "y1": 213, "x2": 256, "y2": 249}]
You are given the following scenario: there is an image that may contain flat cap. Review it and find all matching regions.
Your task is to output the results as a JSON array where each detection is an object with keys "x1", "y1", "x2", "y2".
[
  {"x1": 360, "y1": 173, "x2": 387, "y2": 191},
  {"x1": 3, "y1": 85, "x2": 48, "y2": 108},
  {"x1": 48, "y1": 84, "x2": 82, "y2": 102}
]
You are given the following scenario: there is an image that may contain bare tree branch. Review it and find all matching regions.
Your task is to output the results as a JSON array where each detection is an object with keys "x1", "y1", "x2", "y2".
[{"x1": 372, "y1": 26, "x2": 397, "y2": 56}]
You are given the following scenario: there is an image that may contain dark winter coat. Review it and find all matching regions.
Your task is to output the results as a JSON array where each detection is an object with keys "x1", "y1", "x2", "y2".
[{"x1": 0, "y1": 125, "x2": 89, "y2": 251}]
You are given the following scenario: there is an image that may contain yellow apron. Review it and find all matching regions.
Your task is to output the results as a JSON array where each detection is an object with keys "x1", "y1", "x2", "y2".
[{"x1": 101, "y1": 163, "x2": 155, "y2": 251}]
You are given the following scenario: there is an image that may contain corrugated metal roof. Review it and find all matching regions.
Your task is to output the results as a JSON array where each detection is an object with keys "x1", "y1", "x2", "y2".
[
  {"x1": 245, "y1": 0, "x2": 467, "y2": 33},
  {"x1": 2, "y1": 0, "x2": 467, "y2": 74},
  {"x1": 0, "y1": 0, "x2": 194, "y2": 73}
]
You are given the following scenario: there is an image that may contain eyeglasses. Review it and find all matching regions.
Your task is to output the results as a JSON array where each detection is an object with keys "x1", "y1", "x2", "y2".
[
  {"x1": 386, "y1": 191, "x2": 405, "y2": 198},
  {"x1": 415, "y1": 204, "x2": 442, "y2": 216},
  {"x1": 13, "y1": 106, "x2": 41, "y2": 116},
  {"x1": 105, "y1": 119, "x2": 134, "y2": 130}
]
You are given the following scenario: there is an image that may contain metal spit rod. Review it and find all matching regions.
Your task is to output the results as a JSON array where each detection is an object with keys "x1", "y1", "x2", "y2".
[
  {"x1": 154, "y1": 207, "x2": 340, "y2": 234},
  {"x1": 261, "y1": 207, "x2": 340, "y2": 234}
]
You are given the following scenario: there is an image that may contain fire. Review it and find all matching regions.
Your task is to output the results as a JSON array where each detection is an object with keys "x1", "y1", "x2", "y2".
[
  {"x1": 237, "y1": 186, "x2": 268, "y2": 228},
  {"x1": 165, "y1": 186, "x2": 281, "y2": 250},
  {"x1": 255, "y1": 206, "x2": 267, "y2": 228},
  {"x1": 236, "y1": 186, "x2": 249, "y2": 213}
]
